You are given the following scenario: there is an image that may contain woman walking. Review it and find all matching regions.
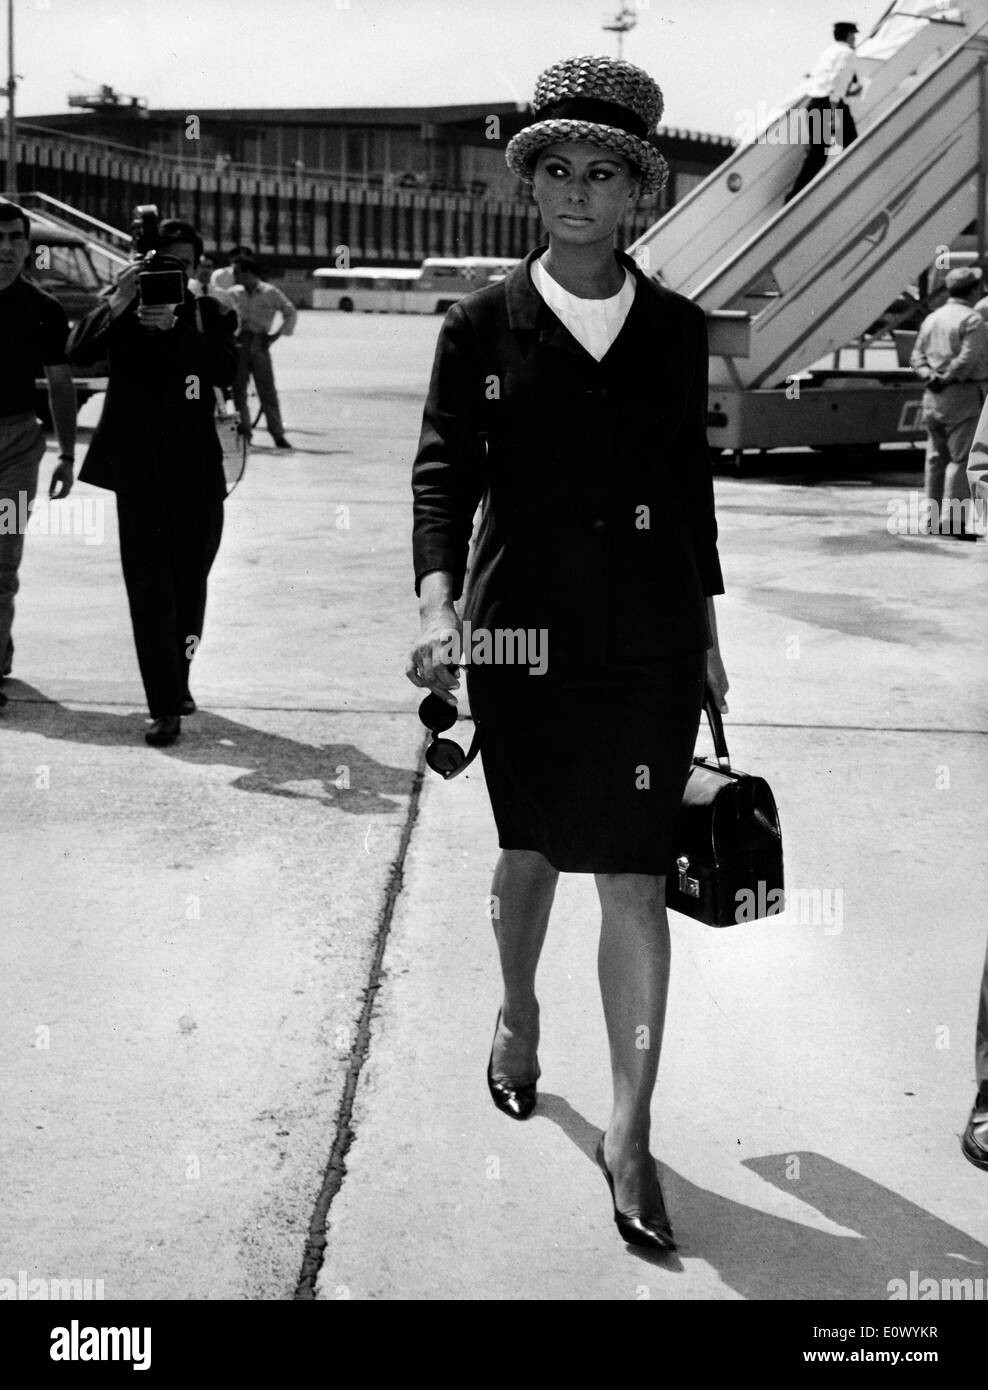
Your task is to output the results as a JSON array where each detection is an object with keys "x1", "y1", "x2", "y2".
[{"x1": 408, "y1": 56, "x2": 728, "y2": 1251}]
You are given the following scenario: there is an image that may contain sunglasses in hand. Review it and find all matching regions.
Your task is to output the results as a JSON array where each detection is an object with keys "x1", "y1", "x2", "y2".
[{"x1": 418, "y1": 692, "x2": 481, "y2": 780}]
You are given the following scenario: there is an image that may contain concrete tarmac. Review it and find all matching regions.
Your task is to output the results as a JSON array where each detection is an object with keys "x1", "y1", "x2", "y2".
[{"x1": 1, "y1": 313, "x2": 985, "y2": 1302}]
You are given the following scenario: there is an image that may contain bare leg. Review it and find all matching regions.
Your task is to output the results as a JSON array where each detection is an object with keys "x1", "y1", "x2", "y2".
[
  {"x1": 489, "y1": 848, "x2": 559, "y2": 1082},
  {"x1": 596, "y1": 871, "x2": 671, "y2": 1212}
]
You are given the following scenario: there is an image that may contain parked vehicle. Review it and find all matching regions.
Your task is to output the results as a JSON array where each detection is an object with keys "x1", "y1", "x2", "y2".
[
  {"x1": 312, "y1": 255, "x2": 520, "y2": 314},
  {"x1": 416, "y1": 257, "x2": 518, "y2": 309},
  {"x1": 311, "y1": 266, "x2": 425, "y2": 313}
]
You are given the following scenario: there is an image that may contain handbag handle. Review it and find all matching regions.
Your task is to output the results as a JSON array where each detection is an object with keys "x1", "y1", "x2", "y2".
[{"x1": 704, "y1": 694, "x2": 731, "y2": 770}]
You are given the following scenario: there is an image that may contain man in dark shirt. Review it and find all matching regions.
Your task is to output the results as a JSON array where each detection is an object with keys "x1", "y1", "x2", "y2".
[
  {"x1": 0, "y1": 199, "x2": 77, "y2": 708},
  {"x1": 68, "y1": 218, "x2": 237, "y2": 746}
]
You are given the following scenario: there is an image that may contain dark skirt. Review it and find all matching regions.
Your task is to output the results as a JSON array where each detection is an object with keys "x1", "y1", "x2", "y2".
[{"x1": 466, "y1": 651, "x2": 707, "y2": 875}]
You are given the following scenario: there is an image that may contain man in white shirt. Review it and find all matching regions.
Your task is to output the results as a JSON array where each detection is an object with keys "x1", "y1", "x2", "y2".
[
  {"x1": 188, "y1": 254, "x2": 240, "y2": 325},
  {"x1": 212, "y1": 246, "x2": 253, "y2": 293},
  {"x1": 228, "y1": 256, "x2": 298, "y2": 449},
  {"x1": 786, "y1": 21, "x2": 861, "y2": 202}
]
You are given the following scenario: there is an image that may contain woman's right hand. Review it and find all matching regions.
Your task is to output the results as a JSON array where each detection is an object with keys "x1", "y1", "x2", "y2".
[{"x1": 406, "y1": 605, "x2": 462, "y2": 705}]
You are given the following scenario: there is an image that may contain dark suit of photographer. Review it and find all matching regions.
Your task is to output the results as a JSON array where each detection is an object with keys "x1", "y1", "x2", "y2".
[{"x1": 67, "y1": 220, "x2": 237, "y2": 745}]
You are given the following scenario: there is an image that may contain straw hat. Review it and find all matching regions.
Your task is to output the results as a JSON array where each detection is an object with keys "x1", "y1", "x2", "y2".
[{"x1": 505, "y1": 55, "x2": 669, "y2": 197}]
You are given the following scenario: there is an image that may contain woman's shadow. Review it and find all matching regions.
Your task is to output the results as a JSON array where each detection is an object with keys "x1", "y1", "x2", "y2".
[
  {"x1": 5, "y1": 681, "x2": 415, "y2": 812},
  {"x1": 538, "y1": 1092, "x2": 988, "y2": 1298}
]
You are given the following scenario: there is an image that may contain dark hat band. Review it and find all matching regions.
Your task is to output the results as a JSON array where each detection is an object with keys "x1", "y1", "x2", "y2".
[{"x1": 532, "y1": 96, "x2": 648, "y2": 140}]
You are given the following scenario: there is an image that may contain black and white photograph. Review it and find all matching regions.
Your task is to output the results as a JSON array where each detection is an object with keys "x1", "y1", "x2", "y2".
[{"x1": 1, "y1": 0, "x2": 986, "y2": 1349}]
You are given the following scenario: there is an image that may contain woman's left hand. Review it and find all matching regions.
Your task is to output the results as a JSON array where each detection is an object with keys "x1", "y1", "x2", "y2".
[{"x1": 706, "y1": 646, "x2": 730, "y2": 713}]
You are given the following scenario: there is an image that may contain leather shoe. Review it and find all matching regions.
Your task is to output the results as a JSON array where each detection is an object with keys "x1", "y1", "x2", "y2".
[
  {"x1": 486, "y1": 1009, "x2": 539, "y2": 1120},
  {"x1": 181, "y1": 693, "x2": 197, "y2": 716},
  {"x1": 145, "y1": 716, "x2": 181, "y2": 747},
  {"x1": 595, "y1": 1137, "x2": 677, "y2": 1252},
  {"x1": 961, "y1": 1095, "x2": 988, "y2": 1171}
]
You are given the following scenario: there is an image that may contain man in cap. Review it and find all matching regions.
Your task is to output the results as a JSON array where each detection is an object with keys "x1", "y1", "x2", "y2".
[
  {"x1": 910, "y1": 267, "x2": 988, "y2": 537},
  {"x1": 786, "y1": 21, "x2": 861, "y2": 202}
]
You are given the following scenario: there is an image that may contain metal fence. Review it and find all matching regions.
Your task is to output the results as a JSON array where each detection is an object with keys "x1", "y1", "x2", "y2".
[{"x1": 4, "y1": 131, "x2": 664, "y2": 265}]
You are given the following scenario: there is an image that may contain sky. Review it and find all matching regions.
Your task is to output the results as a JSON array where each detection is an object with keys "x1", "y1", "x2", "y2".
[{"x1": 13, "y1": 0, "x2": 892, "y2": 138}]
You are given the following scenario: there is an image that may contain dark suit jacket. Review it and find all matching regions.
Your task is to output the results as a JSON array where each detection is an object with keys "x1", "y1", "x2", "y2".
[
  {"x1": 412, "y1": 247, "x2": 725, "y2": 664},
  {"x1": 68, "y1": 290, "x2": 237, "y2": 501}
]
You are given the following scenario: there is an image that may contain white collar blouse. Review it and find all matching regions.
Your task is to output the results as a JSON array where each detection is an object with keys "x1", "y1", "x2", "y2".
[{"x1": 530, "y1": 254, "x2": 637, "y2": 362}]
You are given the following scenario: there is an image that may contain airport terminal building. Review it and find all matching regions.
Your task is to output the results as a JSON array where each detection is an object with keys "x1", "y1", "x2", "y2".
[{"x1": 20, "y1": 99, "x2": 735, "y2": 267}]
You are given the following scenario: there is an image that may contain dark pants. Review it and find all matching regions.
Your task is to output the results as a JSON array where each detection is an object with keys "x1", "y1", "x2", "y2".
[
  {"x1": 787, "y1": 97, "x2": 858, "y2": 201},
  {"x1": 0, "y1": 412, "x2": 47, "y2": 676},
  {"x1": 234, "y1": 333, "x2": 285, "y2": 440},
  {"x1": 117, "y1": 494, "x2": 224, "y2": 717}
]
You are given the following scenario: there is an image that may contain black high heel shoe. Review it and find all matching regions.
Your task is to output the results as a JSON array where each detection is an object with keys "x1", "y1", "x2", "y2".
[
  {"x1": 595, "y1": 1138, "x2": 677, "y2": 1252},
  {"x1": 486, "y1": 1009, "x2": 540, "y2": 1121}
]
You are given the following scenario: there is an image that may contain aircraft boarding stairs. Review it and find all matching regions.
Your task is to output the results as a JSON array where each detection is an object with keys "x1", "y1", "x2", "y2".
[{"x1": 629, "y1": 1, "x2": 988, "y2": 457}]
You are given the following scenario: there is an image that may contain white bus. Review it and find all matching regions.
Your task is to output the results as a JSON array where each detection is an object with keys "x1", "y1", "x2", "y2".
[
  {"x1": 312, "y1": 256, "x2": 519, "y2": 313},
  {"x1": 311, "y1": 266, "x2": 425, "y2": 313}
]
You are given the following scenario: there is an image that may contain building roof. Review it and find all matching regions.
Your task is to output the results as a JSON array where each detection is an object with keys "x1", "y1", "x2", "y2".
[{"x1": 29, "y1": 102, "x2": 735, "y2": 147}]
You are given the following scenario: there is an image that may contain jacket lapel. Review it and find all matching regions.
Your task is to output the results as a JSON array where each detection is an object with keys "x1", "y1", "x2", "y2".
[{"x1": 506, "y1": 246, "x2": 591, "y2": 364}]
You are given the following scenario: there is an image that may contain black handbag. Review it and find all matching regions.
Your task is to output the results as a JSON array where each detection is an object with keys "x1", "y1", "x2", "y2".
[{"x1": 667, "y1": 698, "x2": 784, "y2": 927}]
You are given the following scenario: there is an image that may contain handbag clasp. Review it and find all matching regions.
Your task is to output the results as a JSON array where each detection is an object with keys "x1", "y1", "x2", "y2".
[{"x1": 676, "y1": 855, "x2": 700, "y2": 898}]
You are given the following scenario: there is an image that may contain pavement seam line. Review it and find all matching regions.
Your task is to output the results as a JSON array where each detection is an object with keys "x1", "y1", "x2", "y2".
[
  {"x1": 293, "y1": 733, "x2": 429, "y2": 1301},
  {"x1": 1, "y1": 698, "x2": 985, "y2": 736},
  {"x1": 1, "y1": 689, "x2": 988, "y2": 733}
]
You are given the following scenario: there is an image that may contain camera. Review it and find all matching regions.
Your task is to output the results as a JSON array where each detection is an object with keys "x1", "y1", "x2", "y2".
[
  {"x1": 137, "y1": 260, "x2": 186, "y2": 307},
  {"x1": 129, "y1": 205, "x2": 187, "y2": 307}
]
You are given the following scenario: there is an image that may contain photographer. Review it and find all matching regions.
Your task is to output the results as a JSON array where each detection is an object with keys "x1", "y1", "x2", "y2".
[{"x1": 67, "y1": 215, "x2": 237, "y2": 746}]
